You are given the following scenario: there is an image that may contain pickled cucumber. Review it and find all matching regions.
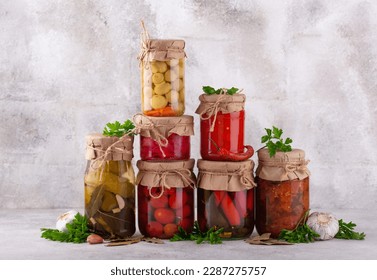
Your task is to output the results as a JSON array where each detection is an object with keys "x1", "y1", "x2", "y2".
[
  {"x1": 154, "y1": 82, "x2": 171, "y2": 95},
  {"x1": 101, "y1": 191, "x2": 118, "y2": 212},
  {"x1": 152, "y1": 73, "x2": 164, "y2": 84},
  {"x1": 151, "y1": 95, "x2": 168, "y2": 109}
]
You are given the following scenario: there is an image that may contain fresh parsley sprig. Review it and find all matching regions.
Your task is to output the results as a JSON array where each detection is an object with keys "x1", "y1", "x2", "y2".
[
  {"x1": 103, "y1": 119, "x2": 135, "y2": 137},
  {"x1": 278, "y1": 210, "x2": 320, "y2": 243},
  {"x1": 335, "y1": 219, "x2": 366, "y2": 240},
  {"x1": 170, "y1": 221, "x2": 223, "y2": 244},
  {"x1": 202, "y1": 86, "x2": 239, "y2": 95},
  {"x1": 41, "y1": 213, "x2": 90, "y2": 243},
  {"x1": 261, "y1": 126, "x2": 293, "y2": 157}
]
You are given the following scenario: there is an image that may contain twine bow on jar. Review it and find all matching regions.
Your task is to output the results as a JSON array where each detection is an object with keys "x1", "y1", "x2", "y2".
[
  {"x1": 148, "y1": 169, "x2": 196, "y2": 199},
  {"x1": 283, "y1": 160, "x2": 310, "y2": 175},
  {"x1": 237, "y1": 167, "x2": 257, "y2": 188},
  {"x1": 199, "y1": 94, "x2": 228, "y2": 132},
  {"x1": 132, "y1": 113, "x2": 169, "y2": 157}
]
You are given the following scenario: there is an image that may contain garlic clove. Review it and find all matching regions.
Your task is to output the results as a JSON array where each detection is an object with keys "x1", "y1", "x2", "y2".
[
  {"x1": 306, "y1": 212, "x2": 339, "y2": 241},
  {"x1": 56, "y1": 210, "x2": 79, "y2": 232}
]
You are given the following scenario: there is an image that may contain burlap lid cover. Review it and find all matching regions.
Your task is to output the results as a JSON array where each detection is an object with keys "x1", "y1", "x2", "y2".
[
  {"x1": 139, "y1": 39, "x2": 186, "y2": 62},
  {"x1": 136, "y1": 159, "x2": 196, "y2": 190},
  {"x1": 256, "y1": 148, "x2": 310, "y2": 181},
  {"x1": 197, "y1": 159, "x2": 255, "y2": 191},
  {"x1": 195, "y1": 94, "x2": 246, "y2": 116},
  {"x1": 133, "y1": 114, "x2": 194, "y2": 139},
  {"x1": 85, "y1": 133, "x2": 134, "y2": 161}
]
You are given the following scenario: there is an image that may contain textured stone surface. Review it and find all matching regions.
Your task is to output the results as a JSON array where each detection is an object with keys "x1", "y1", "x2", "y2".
[
  {"x1": 0, "y1": 208, "x2": 374, "y2": 259},
  {"x1": 0, "y1": 0, "x2": 377, "y2": 209}
]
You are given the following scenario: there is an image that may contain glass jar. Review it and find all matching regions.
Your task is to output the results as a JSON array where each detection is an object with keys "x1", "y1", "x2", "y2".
[
  {"x1": 84, "y1": 133, "x2": 135, "y2": 238},
  {"x1": 134, "y1": 114, "x2": 193, "y2": 161},
  {"x1": 255, "y1": 148, "x2": 310, "y2": 238},
  {"x1": 197, "y1": 159, "x2": 255, "y2": 238},
  {"x1": 140, "y1": 39, "x2": 186, "y2": 117},
  {"x1": 195, "y1": 93, "x2": 253, "y2": 161},
  {"x1": 136, "y1": 159, "x2": 196, "y2": 239}
]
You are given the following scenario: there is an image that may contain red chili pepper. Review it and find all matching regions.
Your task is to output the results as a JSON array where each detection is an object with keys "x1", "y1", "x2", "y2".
[
  {"x1": 234, "y1": 191, "x2": 247, "y2": 218},
  {"x1": 208, "y1": 143, "x2": 255, "y2": 162},
  {"x1": 219, "y1": 192, "x2": 241, "y2": 226}
]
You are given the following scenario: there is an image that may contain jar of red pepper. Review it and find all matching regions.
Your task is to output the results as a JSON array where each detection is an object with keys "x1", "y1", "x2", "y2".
[
  {"x1": 195, "y1": 92, "x2": 254, "y2": 161},
  {"x1": 255, "y1": 148, "x2": 310, "y2": 238},
  {"x1": 136, "y1": 159, "x2": 196, "y2": 239},
  {"x1": 197, "y1": 159, "x2": 255, "y2": 238},
  {"x1": 133, "y1": 114, "x2": 193, "y2": 161}
]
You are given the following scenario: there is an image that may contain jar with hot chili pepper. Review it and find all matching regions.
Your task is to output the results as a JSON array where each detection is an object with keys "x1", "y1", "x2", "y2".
[
  {"x1": 133, "y1": 114, "x2": 193, "y2": 161},
  {"x1": 197, "y1": 159, "x2": 255, "y2": 238},
  {"x1": 255, "y1": 148, "x2": 310, "y2": 238},
  {"x1": 136, "y1": 159, "x2": 196, "y2": 239},
  {"x1": 195, "y1": 92, "x2": 254, "y2": 161}
]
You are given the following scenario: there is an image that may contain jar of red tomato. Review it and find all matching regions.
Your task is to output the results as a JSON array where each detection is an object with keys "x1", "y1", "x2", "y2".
[
  {"x1": 133, "y1": 114, "x2": 193, "y2": 161},
  {"x1": 197, "y1": 159, "x2": 255, "y2": 238},
  {"x1": 255, "y1": 148, "x2": 310, "y2": 238},
  {"x1": 195, "y1": 92, "x2": 254, "y2": 161},
  {"x1": 136, "y1": 159, "x2": 196, "y2": 239}
]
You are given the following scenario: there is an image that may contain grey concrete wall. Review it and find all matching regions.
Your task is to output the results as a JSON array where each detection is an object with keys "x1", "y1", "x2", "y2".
[{"x1": 0, "y1": 0, "x2": 376, "y2": 209}]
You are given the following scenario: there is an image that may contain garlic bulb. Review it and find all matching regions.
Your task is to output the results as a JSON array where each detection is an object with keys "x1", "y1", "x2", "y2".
[
  {"x1": 56, "y1": 210, "x2": 79, "y2": 232},
  {"x1": 306, "y1": 212, "x2": 339, "y2": 240}
]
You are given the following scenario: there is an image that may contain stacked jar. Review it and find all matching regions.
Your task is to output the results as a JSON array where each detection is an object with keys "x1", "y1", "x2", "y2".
[
  {"x1": 195, "y1": 91, "x2": 256, "y2": 238},
  {"x1": 136, "y1": 36, "x2": 196, "y2": 239},
  {"x1": 255, "y1": 148, "x2": 311, "y2": 238},
  {"x1": 84, "y1": 133, "x2": 136, "y2": 239}
]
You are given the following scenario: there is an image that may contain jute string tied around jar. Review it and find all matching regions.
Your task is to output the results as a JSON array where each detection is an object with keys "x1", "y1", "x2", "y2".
[
  {"x1": 256, "y1": 148, "x2": 311, "y2": 181},
  {"x1": 197, "y1": 159, "x2": 256, "y2": 192},
  {"x1": 132, "y1": 113, "x2": 194, "y2": 158},
  {"x1": 85, "y1": 133, "x2": 134, "y2": 182},
  {"x1": 195, "y1": 91, "x2": 245, "y2": 132},
  {"x1": 137, "y1": 20, "x2": 186, "y2": 67},
  {"x1": 136, "y1": 159, "x2": 196, "y2": 199}
]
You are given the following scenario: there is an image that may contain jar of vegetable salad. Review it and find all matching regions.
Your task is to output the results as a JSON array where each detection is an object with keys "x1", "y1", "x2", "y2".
[
  {"x1": 197, "y1": 159, "x2": 255, "y2": 238},
  {"x1": 84, "y1": 133, "x2": 136, "y2": 239},
  {"x1": 255, "y1": 148, "x2": 310, "y2": 238}
]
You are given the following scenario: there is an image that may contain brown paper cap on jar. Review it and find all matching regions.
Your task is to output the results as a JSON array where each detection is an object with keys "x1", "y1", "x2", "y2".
[
  {"x1": 195, "y1": 94, "x2": 246, "y2": 116},
  {"x1": 133, "y1": 114, "x2": 194, "y2": 139},
  {"x1": 143, "y1": 39, "x2": 186, "y2": 61},
  {"x1": 197, "y1": 159, "x2": 255, "y2": 191},
  {"x1": 136, "y1": 159, "x2": 196, "y2": 189},
  {"x1": 85, "y1": 133, "x2": 134, "y2": 161},
  {"x1": 256, "y1": 148, "x2": 310, "y2": 182}
]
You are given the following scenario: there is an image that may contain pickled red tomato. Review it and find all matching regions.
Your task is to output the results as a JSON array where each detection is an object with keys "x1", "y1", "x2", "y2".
[
  {"x1": 140, "y1": 134, "x2": 190, "y2": 160},
  {"x1": 137, "y1": 184, "x2": 194, "y2": 238},
  {"x1": 154, "y1": 208, "x2": 175, "y2": 224}
]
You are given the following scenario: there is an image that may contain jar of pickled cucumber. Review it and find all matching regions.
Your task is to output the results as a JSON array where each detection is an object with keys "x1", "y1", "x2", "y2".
[
  {"x1": 255, "y1": 148, "x2": 310, "y2": 238},
  {"x1": 195, "y1": 93, "x2": 254, "y2": 161},
  {"x1": 197, "y1": 159, "x2": 255, "y2": 239},
  {"x1": 136, "y1": 159, "x2": 196, "y2": 239},
  {"x1": 139, "y1": 39, "x2": 186, "y2": 117},
  {"x1": 133, "y1": 114, "x2": 193, "y2": 160},
  {"x1": 84, "y1": 133, "x2": 135, "y2": 239}
]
